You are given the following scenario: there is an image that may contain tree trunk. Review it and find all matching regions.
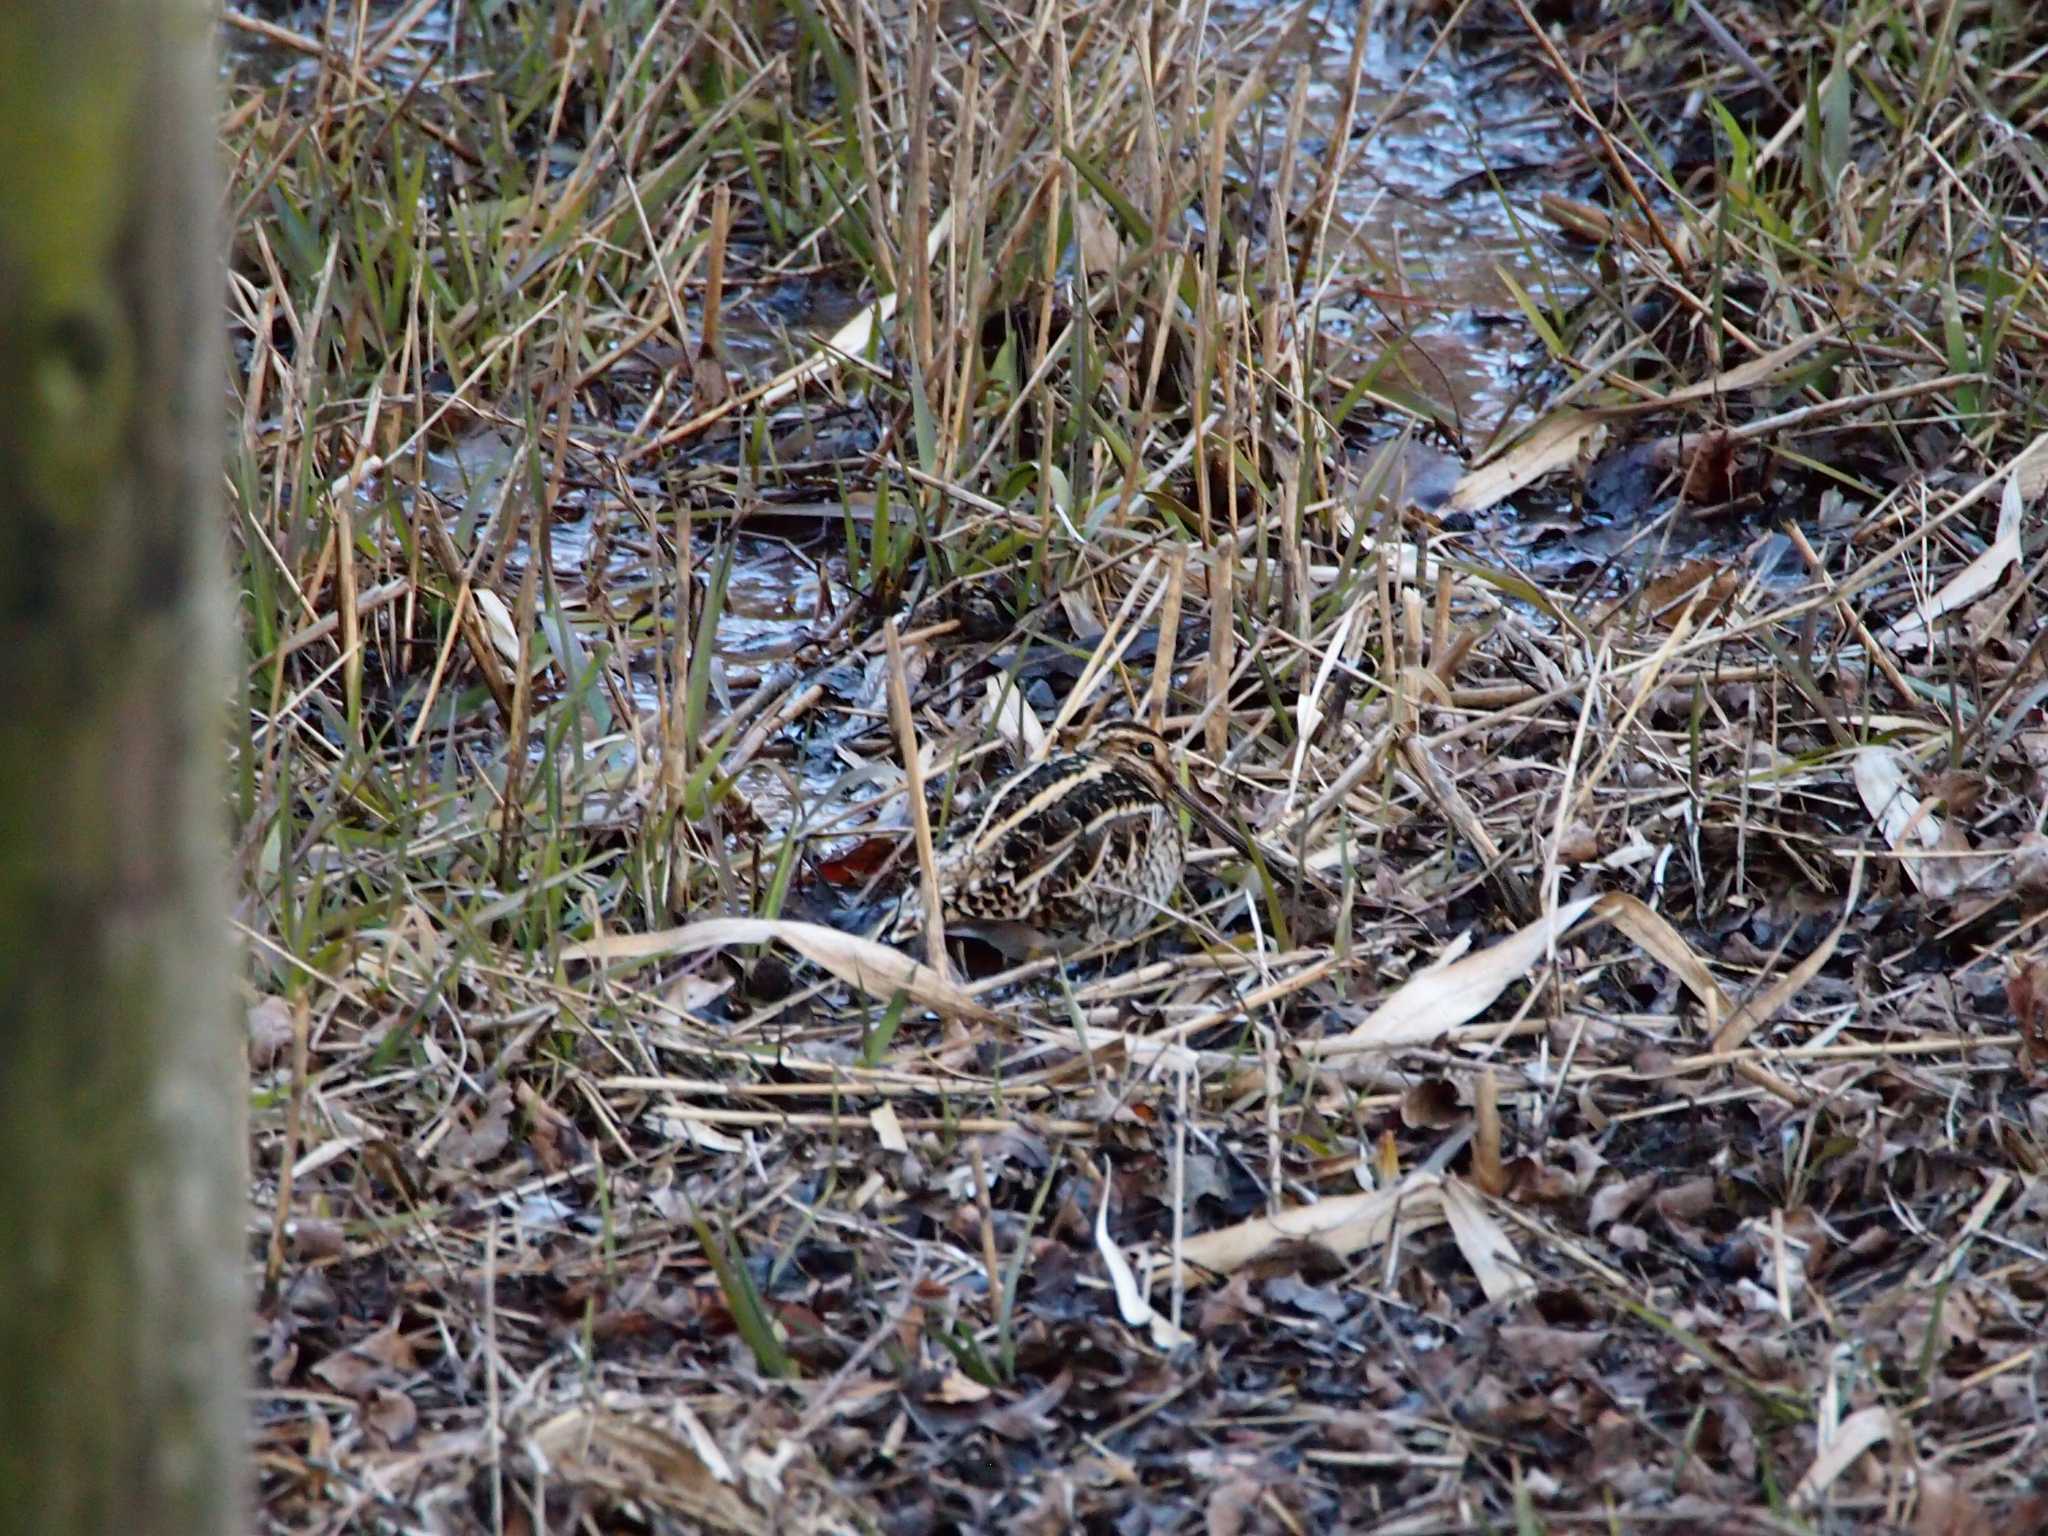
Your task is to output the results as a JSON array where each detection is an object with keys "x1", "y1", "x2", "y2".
[{"x1": 0, "y1": 3, "x2": 243, "y2": 1534}]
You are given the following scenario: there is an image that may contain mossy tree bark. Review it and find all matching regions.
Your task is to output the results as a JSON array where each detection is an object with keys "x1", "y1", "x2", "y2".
[{"x1": 0, "y1": 3, "x2": 243, "y2": 1534}]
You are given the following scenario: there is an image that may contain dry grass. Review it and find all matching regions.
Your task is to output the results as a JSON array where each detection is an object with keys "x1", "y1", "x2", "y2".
[{"x1": 231, "y1": 1, "x2": 2048, "y2": 1530}]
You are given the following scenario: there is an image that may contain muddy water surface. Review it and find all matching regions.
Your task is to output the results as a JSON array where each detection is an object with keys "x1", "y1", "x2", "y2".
[
  {"x1": 240, "y1": 3, "x2": 1598, "y2": 835},
  {"x1": 1214, "y1": 0, "x2": 1576, "y2": 439}
]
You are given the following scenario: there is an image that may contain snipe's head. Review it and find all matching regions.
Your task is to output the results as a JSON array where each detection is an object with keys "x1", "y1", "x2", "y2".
[
  {"x1": 1079, "y1": 719, "x2": 1177, "y2": 784},
  {"x1": 1079, "y1": 719, "x2": 1249, "y2": 857}
]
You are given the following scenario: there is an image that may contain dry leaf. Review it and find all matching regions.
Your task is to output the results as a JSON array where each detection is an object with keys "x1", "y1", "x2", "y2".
[
  {"x1": 1440, "y1": 1177, "x2": 1534, "y2": 1305},
  {"x1": 1166, "y1": 1176, "x2": 1447, "y2": 1283},
  {"x1": 928, "y1": 1369, "x2": 991, "y2": 1405},
  {"x1": 692, "y1": 348, "x2": 731, "y2": 410},
  {"x1": 473, "y1": 588, "x2": 524, "y2": 668},
  {"x1": 1853, "y1": 747, "x2": 1971, "y2": 899},
  {"x1": 1912, "y1": 1471, "x2": 1992, "y2": 1536},
  {"x1": 1553, "y1": 820, "x2": 1603, "y2": 864},
  {"x1": 1288, "y1": 608, "x2": 1356, "y2": 810},
  {"x1": 1790, "y1": 1405, "x2": 1895, "y2": 1512},
  {"x1": 981, "y1": 676, "x2": 1047, "y2": 757},
  {"x1": 1884, "y1": 467, "x2": 2028, "y2": 651},
  {"x1": 1709, "y1": 856, "x2": 1865, "y2": 1056},
  {"x1": 1600, "y1": 330, "x2": 1835, "y2": 418},
  {"x1": 366, "y1": 1385, "x2": 418, "y2": 1448},
  {"x1": 561, "y1": 916, "x2": 1005, "y2": 1026},
  {"x1": 247, "y1": 995, "x2": 296, "y2": 1069},
  {"x1": 1499, "y1": 1324, "x2": 1604, "y2": 1369},
  {"x1": 1639, "y1": 558, "x2": 1738, "y2": 627},
  {"x1": 1541, "y1": 193, "x2": 1623, "y2": 243},
  {"x1": 1095, "y1": 1170, "x2": 1191, "y2": 1347},
  {"x1": 869, "y1": 1103, "x2": 909, "y2": 1153},
  {"x1": 2008, "y1": 962, "x2": 2048, "y2": 1071},
  {"x1": 1447, "y1": 409, "x2": 1604, "y2": 515},
  {"x1": 756, "y1": 208, "x2": 956, "y2": 414},
  {"x1": 1677, "y1": 429, "x2": 1740, "y2": 505},
  {"x1": 1309, "y1": 895, "x2": 1602, "y2": 1056},
  {"x1": 1400, "y1": 1079, "x2": 1462, "y2": 1129},
  {"x1": 1595, "y1": 891, "x2": 1730, "y2": 1036},
  {"x1": 1075, "y1": 199, "x2": 1121, "y2": 277},
  {"x1": 435, "y1": 1083, "x2": 513, "y2": 1173}
]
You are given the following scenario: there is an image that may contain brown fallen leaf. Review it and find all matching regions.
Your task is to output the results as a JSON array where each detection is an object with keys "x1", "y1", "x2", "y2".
[
  {"x1": 1541, "y1": 192, "x2": 1628, "y2": 244},
  {"x1": 1400, "y1": 1078, "x2": 1462, "y2": 1129},
  {"x1": 1642, "y1": 558, "x2": 1738, "y2": 626},
  {"x1": 1499, "y1": 1324, "x2": 1604, "y2": 1370},
  {"x1": 815, "y1": 836, "x2": 898, "y2": 885},
  {"x1": 1676, "y1": 428, "x2": 1740, "y2": 505},
  {"x1": 692, "y1": 347, "x2": 731, "y2": 411},
  {"x1": 926, "y1": 1368, "x2": 991, "y2": 1405},
  {"x1": 2007, "y1": 961, "x2": 2048, "y2": 1071},
  {"x1": 1590, "y1": 1171, "x2": 1659, "y2": 1227},
  {"x1": 1196, "y1": 1273, "x2": 1268, "y2": 1331},
  {"x1": 365, "y1": 1385, "x2": 418, "y2": 1448},
  {"x1": 434, "y1": 1082, "x2": 513, "y2": 1176},
  {"x1": 1653, "y1": 1177, "x2": 1717, "y2": 1222},
  {"x1": 1912, "y1": 1471, "x2": 1993, "y2": 1536}
]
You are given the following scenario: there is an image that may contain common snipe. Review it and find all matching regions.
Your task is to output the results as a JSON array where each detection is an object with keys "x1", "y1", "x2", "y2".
[{"x1": 884, "y1": 721, "x2": 1245, "y2": 956}]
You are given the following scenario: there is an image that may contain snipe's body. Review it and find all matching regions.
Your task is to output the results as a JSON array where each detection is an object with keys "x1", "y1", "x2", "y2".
[{"x1": 887, "y1": 726, "x2": 1201, "y2": 953}]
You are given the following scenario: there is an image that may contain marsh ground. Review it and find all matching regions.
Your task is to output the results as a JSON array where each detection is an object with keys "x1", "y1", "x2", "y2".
[{"x1": 230, "y1": 2, "x2": 2048, "y2": 1530}]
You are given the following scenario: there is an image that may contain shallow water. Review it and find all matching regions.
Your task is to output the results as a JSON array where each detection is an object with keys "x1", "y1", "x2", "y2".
[
  {"x1": 234, "y1": 2, "x2": 1612, "y2": 826},
  {"x1": 1210, "y1": 0, "x2": 1578, "y2": 438}
]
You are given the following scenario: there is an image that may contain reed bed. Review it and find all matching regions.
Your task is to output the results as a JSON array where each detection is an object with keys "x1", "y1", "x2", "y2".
[{"x1": 230, "y1": 0, "x2": 2048, "y2": 1529}]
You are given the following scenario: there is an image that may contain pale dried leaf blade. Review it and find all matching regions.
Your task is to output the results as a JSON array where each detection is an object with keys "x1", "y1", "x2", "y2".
[
  {"x1": 981, "y1": 676, "x2": 1047, "y2": 756},
  {"x1": 1440, "y1": 1177, "x2": 1536, "y2": 1305},
  {"x1": 1852, "y1": 747, "x2": 1957, "y2": 897},
  {"x1": 757, "y1": 208, "x2": 958, "y2": 411},
  {"x1": 1095, "y1": 1177, "x2": 1151, "y2": 1327},
  {"x1": 1169, "y1": 1177, "x2": 1446, "y2": 1281},
  {"x1": 561, "y1": 918, "x2": 1003, "y2": 1024},
  {"x1": 1790, "y1": 1406, "x2": 1896, "y2": 1512},
  {"x1": 1075, "y1": 198, "x2": 1122, "y2": 276},
  {"x1": 1095, "y1": 1176, "x2": 1192, "y2": 1346},
  {"x1": 1710, "y1": 854, "x2": 1866, "y2": 1052},
  {"x1": 1448, "y1": 409, "x2": 1602, "y2": 514},
  {"x1": 1288, "y1": 608, "x2": 1355, "y2": 810},
  {"x1": 1308, "y1": 895, "x2": 1603, "y2": 1055},
  {"x1": 1883, "y1": 468, "x2": 2026, "y2": 650},
  {"x1": 1593, "y1": 891, "x2": 1729, "y2": 1034},
  {"x1": 869, "y1": 1103, "x2": 908, "y2": 1154},
  {"x1": 2013, "y1": 429, "x2": 2048, "y2": 502},
  {"x1": 1607, "y1": 328, "x2": 1831, "y2": 415},
  {"x1": 473, "y1": 587, "x2": 522, "y2": 666}
]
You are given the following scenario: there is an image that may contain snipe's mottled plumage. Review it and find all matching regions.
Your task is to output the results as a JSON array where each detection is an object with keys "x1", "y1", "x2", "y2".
[{"x1": 886, "y1": 722, "x2": 1238, "y2": 955}]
